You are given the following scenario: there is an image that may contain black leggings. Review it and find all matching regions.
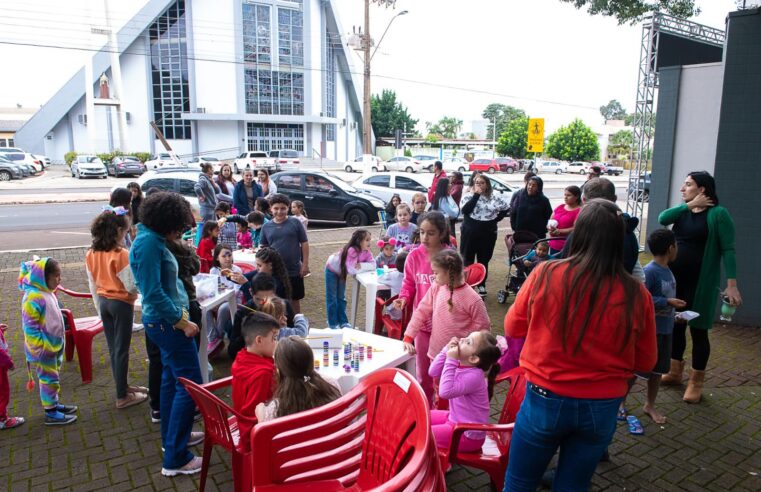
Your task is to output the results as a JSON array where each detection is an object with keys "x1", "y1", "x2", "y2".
[
  {"x1": 671, "y1": 322, "x2": 710, "y2": 371},
  {"x1": 460, "y1": 218, "x2": 498, "y2": 287}
]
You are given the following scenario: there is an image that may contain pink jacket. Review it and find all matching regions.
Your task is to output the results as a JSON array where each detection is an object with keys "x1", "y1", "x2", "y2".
[
  {"x1": 398, "y1": 246, "x2": 435, "y2": 311},
  {"x1": 326, "y1": 247, "x2": 374, "y2": 277},
  {"x1": 404, "y1": 282, "x2": 491, "y2": 359}
]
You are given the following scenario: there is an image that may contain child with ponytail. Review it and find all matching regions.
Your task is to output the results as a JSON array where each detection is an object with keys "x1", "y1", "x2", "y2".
[
  {"x1": 428, "y1": 332, "x2": 502, "y2": 452},
  {"x1": 324, "y1": 229, "x2": 374, "y2": 329}
]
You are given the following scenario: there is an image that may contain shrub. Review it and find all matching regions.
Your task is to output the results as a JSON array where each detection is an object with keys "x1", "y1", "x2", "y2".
[
  {"x1": 132, "y1": 152, "x2": 151, "y2": 163},
  {"x1": 64, "y1": 151, "x2": 77, "y2": 167}
]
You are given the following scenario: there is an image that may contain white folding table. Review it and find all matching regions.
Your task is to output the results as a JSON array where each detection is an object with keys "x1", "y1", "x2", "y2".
[{"x1": 348, "y1": 271, "x2": 390, "y2": 333}]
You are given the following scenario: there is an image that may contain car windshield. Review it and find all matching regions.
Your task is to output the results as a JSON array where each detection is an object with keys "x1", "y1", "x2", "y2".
[
  {"x1": 325, "y1": 173, "x2": 356, "y2": 192},
  {"x1": 204, "y1": 157, "x2": 219, "y2": 161},
  {"x1": 7, "y1": 154, "x2": 24, "y2": 161}
]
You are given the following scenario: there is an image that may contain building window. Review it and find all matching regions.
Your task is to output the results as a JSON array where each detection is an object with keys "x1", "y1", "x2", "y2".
[
  {"x1": 325, "y1": 29, "x2": 339, "y2": 142},
  {"x1": 278, "y1": 8, "x2": 303, "y2": 67},
  {"x1": 149, "y1": 0, "x2": 191, "y2": 140},
  {"x1": 247, "y1": 123, "x2": 304, "y2": 152},
  {"x1": 0, "y1": 138, "x2": 13, "y2": 147},
  {"x1": 245, "y1": 69, "x2": 303, "y2": 115},
  {"x1": 242, "y1": 4, "x2": 270, "y2": 64}
]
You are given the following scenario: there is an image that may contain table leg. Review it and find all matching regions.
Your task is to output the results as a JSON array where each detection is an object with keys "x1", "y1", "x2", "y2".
[
  {"x1": 199, "y1": 307, "x2": 209, "y2": 383},
  {"x1": 403, "y1": 356, "x2": 417, "y2": 379},
  {"x1": 364, "y1": 282, "x2": 378, "y2": 333},
  {"x1": 350, "y1": 276, "x2": 360, "y2": 329}
]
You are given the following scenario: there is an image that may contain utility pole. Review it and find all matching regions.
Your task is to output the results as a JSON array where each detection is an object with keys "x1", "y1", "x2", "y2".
[{"x1": 362, "y1": 0, "x2": 372, "y2": 155}]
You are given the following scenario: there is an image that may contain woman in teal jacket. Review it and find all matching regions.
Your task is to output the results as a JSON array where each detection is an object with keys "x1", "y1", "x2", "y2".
[{"x1": 658, "y1": 171, "x2": 742, "y2": 403}]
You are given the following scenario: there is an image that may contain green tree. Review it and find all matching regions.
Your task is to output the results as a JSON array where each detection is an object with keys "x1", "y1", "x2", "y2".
[
  {"x1": 558, "y1": 0, "x2": 698, "y2": 24},
  {"x1": 624, "y1": 111, "x2": 656, "y2": 138},
  {"x1": 546, "y1": 119, "x2": 600, "y2": 161},
  {"x1": 599, "y1": 99, "x2": 627, "y2": 120},
  {"x1": 370, "y1": 89, "x2": 418, "y2": 137},
  {"x1": 482, "y1": 103, "x2": 527, "y2": 140},
  {"x1": 496, "y1": 115, "x2": 530, "y2": 159},
  {"x1": 608, "y1": 129, "x2": 634, "y2": 157}
]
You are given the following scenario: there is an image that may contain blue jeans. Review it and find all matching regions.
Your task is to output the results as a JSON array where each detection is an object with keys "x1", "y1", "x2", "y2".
[
  {"x1": 325, "y1": 269, "x2": 348, "y2": 328},
  {"x1": 144, "y1": 319, "x2": 202, "y2": 470},
  {"x1": 504, "y1": 383, "x2": 622, "y2": 492}
]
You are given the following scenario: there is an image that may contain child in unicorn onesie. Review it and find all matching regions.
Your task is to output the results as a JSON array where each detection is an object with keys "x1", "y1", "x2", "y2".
[{"x1": 19, "y1": 257, "x2": 78, "y2": 426}]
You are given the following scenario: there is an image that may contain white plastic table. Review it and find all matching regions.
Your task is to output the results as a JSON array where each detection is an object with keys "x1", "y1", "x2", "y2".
[
  {"x1": 348, "y1": 271, "x2": 390, "y2": 333},
  {"x1": 308, "y1": 328, "x2": 415, "y2": 394},
  {"x1": 232, "y1": 249, "x2": 258, "y2": 267}
]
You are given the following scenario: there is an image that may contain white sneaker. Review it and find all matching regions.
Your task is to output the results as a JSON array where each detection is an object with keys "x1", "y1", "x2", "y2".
[
  {"x1": 161, "y1": 456, "x2": 203, "y2": 476},
  {"x1": 132, "y1": 323, "x2": 144, "y2": 332},
  {"x1": 161, "y1": 431, "x2": 204, "y2": 451}
]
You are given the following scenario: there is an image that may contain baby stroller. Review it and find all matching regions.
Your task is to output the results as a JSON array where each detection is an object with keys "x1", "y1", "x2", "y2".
[{"x1": 496, "y1": 231, "x2": 554, "y2": 304}]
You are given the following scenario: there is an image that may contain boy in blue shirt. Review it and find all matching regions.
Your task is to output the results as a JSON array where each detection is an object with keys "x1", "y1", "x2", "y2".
[{"x1": 642, "y1": 228, "x2": 686, "y2": 423}]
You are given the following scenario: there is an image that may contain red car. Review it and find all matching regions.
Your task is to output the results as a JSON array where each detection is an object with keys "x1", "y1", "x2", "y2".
[{"x1": 469, "y1": 157, "x2": 519, "y2": 174}]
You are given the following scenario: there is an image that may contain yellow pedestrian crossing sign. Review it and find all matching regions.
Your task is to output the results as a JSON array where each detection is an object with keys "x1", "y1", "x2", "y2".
[{"x1": 527, "y1": 118, "x2": 544, "y2": 153}]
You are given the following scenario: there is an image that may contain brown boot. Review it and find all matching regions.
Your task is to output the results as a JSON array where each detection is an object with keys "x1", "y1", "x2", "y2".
[
  {"x1": 683, "y1": 369, "x2": 705, "y2": 403},
  {"x1": 660, "y1": 359, "x2": 685, "y2": 386}
]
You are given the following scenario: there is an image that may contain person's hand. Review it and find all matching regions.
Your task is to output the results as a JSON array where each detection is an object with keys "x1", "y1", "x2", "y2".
[
  {"x1": 403, "y1": 342, "x2": 416, "y2": 354},
  {"x1": 299, "y1": 263, "x2": 310, "y2": 277},
  {"x1": 446, "y1": 340, "x2": 460, "y2": 359},
  {"x1": 198, "y1": 196, "x2": 205, "y2": 203},
  {"x1": 230, "y1": 272, "x2": 247, "y2": 285},
  {"x1": 175, "y1": 319, "x2": 199, "y2": 338},
  {"x1": 723, "y1": 285, "x2": 743, "y2": 306},
  {"x1": 523, "y1": 259, "x2": 532, "y2": 267},
  {"x1": 392, "y1": 298, "x2": 406, "y2": 311},
  {"x1": 668, "y1": 298, "x2": 687, "y2": 309},
  {"x1": 217, "y1": 217, "x2": 227, "y2": 227},
  {"x1": 688, "y1": 193, "x2": 715, "y2": 210}
]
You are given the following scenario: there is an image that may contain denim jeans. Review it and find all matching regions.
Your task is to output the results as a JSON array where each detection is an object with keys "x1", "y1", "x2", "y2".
[
  {"x1": 144, "y1": 319, "x2": 202, "y2": 470},
  {"x1": 324, "y1": 269, "x2": 348, "y2": 328},
  {"x1": 504, "y1": 383, "x2": 622, "y2": 492}
]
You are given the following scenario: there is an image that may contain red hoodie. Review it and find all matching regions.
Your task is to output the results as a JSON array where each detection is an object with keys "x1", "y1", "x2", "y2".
[
  {"x1": 505, "y1": 262, "x2": 657, "y2": 399},
  {"x1": 231, "y1": 350, "x2": 275, "y2": 444}
]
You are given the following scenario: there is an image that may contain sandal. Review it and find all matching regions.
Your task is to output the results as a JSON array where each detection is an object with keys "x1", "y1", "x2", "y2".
[
  {"x1": 127, "y1": 385, "x2": 149, "y2": 394},
  {"x1": 0, "y1": 416, "x2": 25, "y2": 430},
  {"x1": 617, "y1": 407, "x2": 628, "y2": 421},
  {"x1": 116, "y1": 391, "x2": 148, "y2": 409},
  {"x1": 627, "y1": 415, "x2": 644, "y2": 435}
]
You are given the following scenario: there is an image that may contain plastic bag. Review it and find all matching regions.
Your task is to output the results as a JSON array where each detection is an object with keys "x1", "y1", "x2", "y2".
[{"x1": 193, "y1": 273, "x2": 218, "y2": 302}]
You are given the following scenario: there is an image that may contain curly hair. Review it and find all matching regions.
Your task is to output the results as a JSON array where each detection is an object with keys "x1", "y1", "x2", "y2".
[
  {"x1": 90, "y1": 211, "x2": 130, "y2": 251},
  {"x1": 255, "y1": 247, "x2": 292, "y2": 299},
  {"x1": 268, "y1": 193, "x2": 290, "y2": 207},
  {"x1": 431, "y1": 249, "x2": 464, "y2": 311},
  {"x1": 138, "y1": 191, "x2": 194, "y2": 236}
]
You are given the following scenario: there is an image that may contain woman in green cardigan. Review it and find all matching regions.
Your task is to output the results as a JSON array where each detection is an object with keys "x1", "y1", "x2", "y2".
[{"x1": 658, "y1": 171, "x2": 742, "y2": 403}]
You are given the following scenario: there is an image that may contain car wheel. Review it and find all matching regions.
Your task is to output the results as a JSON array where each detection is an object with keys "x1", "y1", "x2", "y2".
[
  {"x1": 458, "y1": 167, "x2": 466, "y2": 172},
  {"x1": 71, "y1": 168, "x2": 75, "y2": 177},
  {"x1": 345, "y1": 165, "x2": 353, "y2": 173},
  {"x1": 579, "y1": 169, "x2": 586, "y2": 175},
  {"x1": 0, "y1": 170, "x2": 11, "y2": 181},
  {"x1": 556, "y1": 169, "x2": 563, "y2": 174},
  {"x1": 371, "y1": 166, "x2": 378, "y2": 173},
  {"x1": 405, "y1": 166, "x2": 414, "y2": 173},
  {"x1": 488, "y1": 167, "x2": 496, "y2": 174},
  {"x1": 77, "y1": 170, "x2": 82, "y2": 179},
  {"x1": 506, "y1": 167, "x2": 515, "y2": 174},
  {"x1": 345, "y1": 209, "x2": 369, "y2": 227}
]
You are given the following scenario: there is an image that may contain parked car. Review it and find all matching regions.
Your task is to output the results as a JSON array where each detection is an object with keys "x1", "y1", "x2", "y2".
[
  {"x1": 187, "y1": 156, "x2": 223, "y2": 173},
  {"x1": 268, "y1": 149, "x2": 301, "y2": 167},
  {"x1": 108, "y1": 155, "x2": 146, "y2": 177},
  {"x1": 383, "y1": 156, "x2": 425, "y2": 173},
  {"x1": 567, "y1": 161, "x2": 592, "y2": 174},
  {"x1": 32, "y1": 154, "x2": 51, "y2": 169},
  {"x1": 233, "y1": 151, "x2": 275, "y2": 173},
  {"x1": 0, "y1": 156, "x2": 24, "y2": 181},
  {"x1": 5, "y1": 152, "x2": 43, "y2": 173},
  {"x1": 537, "y1": 160, "x2": 567, "y2": 174},
  {"x1": 442, "y1": 157, "x2": 469, "y2": 173},
  {"x1": 412, "y1": 154, "x2": 439, "y2": 171},
  {"x1": 628, "y1": 172, "x2": 651, "y2": 202},
  {"x1": 270, "y1": 170, "x2": 384, "y2": 226},
  {"x1": 144, "y1": 151, "x2": 184, "y2": 170},
  {"x1": 0, "y1": 147, "x2": 24, "y2": 154},
  {"x1": 71, "y1": 155, "x2": 108, "y2": 179},
  {"x1": 602, "y1": 162, "x2": 624, "y2": 176},
  {"x1": 136, "y1": 169, "x2": 201, "y2": 218},
  {"x1": 461, "y1": 172, "x2": 515, "y2": 204},
  {"x1": 343, "y1": 155, "x2": 386, "y2": 173},
  {"x1": 0, "y1": 154, "x2": 30, "y2": 176},
  {"x1": 469, "y1": 158, "x2": 514, "y2": 174}
]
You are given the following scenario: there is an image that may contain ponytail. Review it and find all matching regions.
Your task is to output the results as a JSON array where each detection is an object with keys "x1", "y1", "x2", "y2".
[
  {"x1": 474, "y1": 332, "x2": 502, "y2": 400},
  {"x1": 486, "y1": 364, "x2": 501, "y2": 400}
]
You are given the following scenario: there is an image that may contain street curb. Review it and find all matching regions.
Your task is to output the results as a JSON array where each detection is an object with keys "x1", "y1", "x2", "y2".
[{"x1": 0, "y1": 197, "x2": 105, "y2": 206}]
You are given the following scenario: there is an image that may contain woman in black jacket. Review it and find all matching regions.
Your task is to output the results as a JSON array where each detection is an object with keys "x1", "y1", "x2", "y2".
[{"x1": 510, "y1": 176, "x2": 552, "y2": 239}]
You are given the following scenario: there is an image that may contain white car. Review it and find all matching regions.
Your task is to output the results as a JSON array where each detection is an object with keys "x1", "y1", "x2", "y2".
[
  {"x1": 136, "y1": 169, "x2": 202, "y2": 219},
  {"x1": 537, "y1": 160, "x2": 568, "y2": 174},
  {"x1": 144, "y1": 151, "x2": 185, "y2": 170},
  {"x1": 567, "y1": 161, "x2": 592, "y2": 174},
  {"x1": 5, "y1": 152, "x2": 43, "y2": 173},
  {"x1": 71, "y1": 155, "x2": 108, "y2": 179},
  {"x1": 233, "y1": 151, "x2": 276, "y2": 173},
  {"x1": 343, "y1": 155, "x2": 386, "y2": 173},
  {"x1": 187, "y1": 156, "x2": 223, "y2": 173},
  {"x1": 412, "y1": 154, "x2": 439, "y2": 171},
  {"x1": 442, "y1": 157, "x2": 469, "y2": 173},
  {"x1": 32, "y1": 154, "x2": 51, "y2": 169},
  {"x1": 383, "y1": 156, "x2": 425, "y2": 173}
]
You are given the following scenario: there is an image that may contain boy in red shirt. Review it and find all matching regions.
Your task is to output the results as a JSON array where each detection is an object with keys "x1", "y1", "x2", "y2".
[{"x1": 231, "y1": 311, "x2": 280, "y2": 445}]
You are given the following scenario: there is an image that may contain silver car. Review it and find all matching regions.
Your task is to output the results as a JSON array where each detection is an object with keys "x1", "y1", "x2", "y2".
[{"x1": 71, "y1": 155, "x2": 108, "y2": 179}]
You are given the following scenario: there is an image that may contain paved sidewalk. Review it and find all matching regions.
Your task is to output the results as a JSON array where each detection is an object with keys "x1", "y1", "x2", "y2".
[{"x1": 0, "y1": 232, "x2": 759, "y2": 491}]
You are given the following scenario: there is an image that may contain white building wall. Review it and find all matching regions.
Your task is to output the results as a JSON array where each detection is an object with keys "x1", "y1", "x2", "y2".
[
  {"x1": 120, "y1": 39, "x2": 153, "y2": 153},
  {"x1": 196, "y1": 121, "x2": 239, "y2": 159}
]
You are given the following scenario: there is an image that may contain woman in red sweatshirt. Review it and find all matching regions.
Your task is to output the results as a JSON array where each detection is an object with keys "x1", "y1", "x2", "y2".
[{"x1": 503, "y1": 199, "x2": 657, "y2": 492}]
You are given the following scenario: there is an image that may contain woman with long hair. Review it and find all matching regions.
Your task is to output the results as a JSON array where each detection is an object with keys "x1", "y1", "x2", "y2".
[
  {"x1": 658, "y1": 171, "x2": 741, "y2": 403},
  {"x1": 548, "y1": 185, "x2": 582, "y2": 254},
  {"x1": 503, "y1": 199, "x2": 657, "y2": 491},
  {"x1": 385, "y1": 193, "x2": 402, "y2": 225},
  {"x1": 215, "y1": 163, "x2": 237, "y2": 197},
  {"x1": 430, "y1": 177, "x2": 459, "y2": 237},
  {"x1": 257, "y1": 169, "x2": 278, "y2": 197}
]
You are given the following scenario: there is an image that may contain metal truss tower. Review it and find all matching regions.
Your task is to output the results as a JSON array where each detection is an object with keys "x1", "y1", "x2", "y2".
[{"x1": 626, "y1": 13, "x2": 726, "y2": 240}]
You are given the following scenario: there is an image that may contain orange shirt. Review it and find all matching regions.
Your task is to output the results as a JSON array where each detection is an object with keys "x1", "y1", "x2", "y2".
[
  {"x1": 85, "y1": 248, "x2": 138, "y2": 305},
  {"x1": 505, "y1": 262, "x2": 657, "y2": 399}
]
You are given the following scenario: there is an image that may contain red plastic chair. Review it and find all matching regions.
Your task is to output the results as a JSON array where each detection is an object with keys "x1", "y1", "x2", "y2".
[
  {"x1": 441, "y1": 367, "x2": 527, "y2": 490},
  {"x1": 463, "y1": 263, "x2": 487, "y2": 288},
  {"x1": 235, "y1": 262, "x2": 257, "y2": 275},
  {"x1": 57, "y1": 286, "x2": 104, "y2": 384},
  {"x1": 375, "y1": 295, "x2": 412, "y2": 340},
  {"x1": 178, "y1": 376, "x2": 257, "y2": 492},
  {"x1": 249, "y1": 368, "x2": 444, "y2": 491}
]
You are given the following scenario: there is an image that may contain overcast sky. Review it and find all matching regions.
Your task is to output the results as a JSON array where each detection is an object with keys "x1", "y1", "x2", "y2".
[{"x1": 0, "y1": 0, "x2": 739, "y2": 134}]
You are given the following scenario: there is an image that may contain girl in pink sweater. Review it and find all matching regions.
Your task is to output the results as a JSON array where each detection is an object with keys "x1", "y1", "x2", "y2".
[
  {"x1": 428, "y1": 331, "x2": 501, "y2": 453},
  {"x1": 393, "y1": 211, "x2": 453, "y2": 402},
  {"x1": 325, "y1": 229, "x2": 374, "y2": 329}
]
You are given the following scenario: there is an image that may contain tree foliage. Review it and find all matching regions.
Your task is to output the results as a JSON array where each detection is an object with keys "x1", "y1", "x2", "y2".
[
  {"x1": 496, "y1": 115, "x2": 530, "y2": 159},
  {"x1": 482, "y1": 103, "x2": 527, "y2": 140},
  {"x1": 426, "y1": 116, "x2": 463, "y2": 139},
  {"x1": 558, "y1": 0, "x2": 699, "y2": 24},
  {"x1": 608, "y1": 129, "x2": 634, "y2": 157},
  {"x1": 370, "y1": 89, "x2": 418, "y2": 138},
  {"x1": 546, "y1": 119, "x2": 601, "y2": 162},
  {"x1": 599, "y1": 99, "x2": 627, "y2": 120}
]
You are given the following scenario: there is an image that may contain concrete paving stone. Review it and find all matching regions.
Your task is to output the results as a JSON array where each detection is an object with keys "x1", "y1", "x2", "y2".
[{"x1": 8, "y1": 480, "x2": 29, "y2": 492}]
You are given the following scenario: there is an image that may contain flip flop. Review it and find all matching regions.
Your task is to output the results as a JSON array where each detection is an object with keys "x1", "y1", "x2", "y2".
[
  {"x1": 627, "y1": 415, "x2": 644, "y2": 435},
  {"x1": 617, "y1": 407, "x2": 628, "y2": 421},
  {"x1": 116, "y1": 391, "x2": 148, "y2": 409},
  {"x1": 127, "y1": 385, "x2": 149, "y2": 394}
]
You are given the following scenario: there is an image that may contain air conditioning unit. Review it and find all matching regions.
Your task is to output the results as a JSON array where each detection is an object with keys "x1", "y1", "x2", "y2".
[
  {"x1": 196, "y1": 107, "x2": 206, "y2": 113},
  {"x1": 46, "y1": 133, "x2": 54, "y2": 140},
  {"x1": 125, "y1": 112, "x2": 132, "y2": 124},
  {"x1": 77, "y1": 114, "x2": 87, "y2": 125}
]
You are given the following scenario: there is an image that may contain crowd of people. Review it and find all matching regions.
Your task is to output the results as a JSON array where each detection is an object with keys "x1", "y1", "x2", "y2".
[{"x1": 1, "y1": 161, "x2": 742, "y2": 491}]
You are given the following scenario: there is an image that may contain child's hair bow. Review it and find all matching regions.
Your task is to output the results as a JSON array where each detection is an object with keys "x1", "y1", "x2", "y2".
[
  {"x1": 102, "y1": 205, "x2": 129, "y2": 216},
  {"x1": 377, "y1": 237, "x2": 397, "y2": 249}
]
